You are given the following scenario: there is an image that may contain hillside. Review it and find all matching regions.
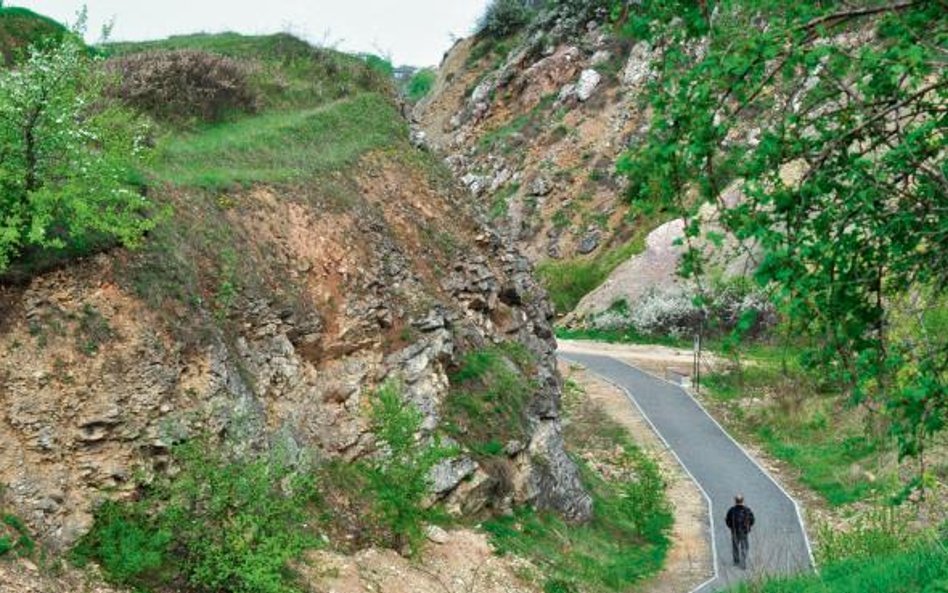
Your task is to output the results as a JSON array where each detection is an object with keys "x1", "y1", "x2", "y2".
[
  {"x1": 0, "y1": 7, "x2": 68, "y2": 64},
  {"x1": 0, "y1": 20, "x2": 638, "y2": 593}
]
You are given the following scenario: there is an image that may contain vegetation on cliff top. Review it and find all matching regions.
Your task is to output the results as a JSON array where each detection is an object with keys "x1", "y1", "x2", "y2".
[{"x1": 0, "y1": 6, "x2": 69, "y2": 64}]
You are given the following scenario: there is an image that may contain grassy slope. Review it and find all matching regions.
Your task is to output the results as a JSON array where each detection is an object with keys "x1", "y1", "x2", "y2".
[
  {"x1": 0, "y1": 7, "x2": 68, "y2": 64},
  {"x1": 701, "y1": 345, "x2": 900, "y2": 507}
]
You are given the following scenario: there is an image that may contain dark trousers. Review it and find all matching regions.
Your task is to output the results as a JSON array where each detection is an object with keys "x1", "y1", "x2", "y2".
[{"x1": 732, "y1": 532, "x2": 749, "y2": 568}]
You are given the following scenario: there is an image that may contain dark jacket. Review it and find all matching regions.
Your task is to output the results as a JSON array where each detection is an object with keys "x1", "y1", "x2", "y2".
[{"x1": 726, "y1": 504, "x2": 755, "y2": 537}]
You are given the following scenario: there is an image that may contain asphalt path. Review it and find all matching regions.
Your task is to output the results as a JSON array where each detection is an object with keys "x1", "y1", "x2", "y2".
[{"x1": 559, "y1": 349, "x2": 814, "y2": 592}]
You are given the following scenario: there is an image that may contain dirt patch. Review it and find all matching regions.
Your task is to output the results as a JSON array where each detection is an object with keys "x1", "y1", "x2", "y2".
[
  {"x1": 303, "y1": 528, "x2": 539, "y2": 593},
  {"x1": 560, "y1": 359, "x2": 713, "y2": 593}
]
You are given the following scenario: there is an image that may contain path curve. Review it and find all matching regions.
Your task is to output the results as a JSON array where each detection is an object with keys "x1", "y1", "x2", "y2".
[{"x1": 558, "y1": 343, "x2": 814, "y2": 593}]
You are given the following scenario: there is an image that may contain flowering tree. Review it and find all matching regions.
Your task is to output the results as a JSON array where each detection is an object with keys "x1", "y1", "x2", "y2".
[{"x1": 0, "y1": 39, "x2": 154, "y2": 272}]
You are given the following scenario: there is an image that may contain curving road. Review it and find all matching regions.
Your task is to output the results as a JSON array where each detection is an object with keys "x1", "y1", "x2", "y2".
[{"x1": 558, "y1": 346, "x2": 814, "y2": 593}]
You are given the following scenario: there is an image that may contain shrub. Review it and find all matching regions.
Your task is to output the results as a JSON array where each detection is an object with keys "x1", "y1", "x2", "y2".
[
  {"x1": 0, "y1": 513, "x2": 34, "y2": 558},
  {"x1": 106, "y1": 49, "x2": 258, "y2": 123},
  {"x1": 406, "y1": 68, "x2": 436, "y2": 102},
  {"x1": 585, "y1": 282, "x2": 777, "y2": 340},
  {"x1": 478, "y1": 0, "x2": 538, "y2": 39},
  {"x1": 0, "y1": 39, "x2": 155, "y2": 275},
  {"x1": 73, "y1": 444, "x2": 319, "y2": 593},
  {"x1": 361, "y1": 382, "x2": 453, "y2": 554},
  {"x1": 325, "y1": 382, "x2": 453, "y2": 555}
]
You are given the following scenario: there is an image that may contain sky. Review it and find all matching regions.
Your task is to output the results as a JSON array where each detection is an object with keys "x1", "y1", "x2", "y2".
[{"x1": 8, "y1": 0, "x2": 491, "y2": 66}]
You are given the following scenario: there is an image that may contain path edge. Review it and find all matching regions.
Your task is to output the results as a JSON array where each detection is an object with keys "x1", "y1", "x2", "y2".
[
  {"x1": 605, "y1": 355, "x2": 819, "y2": 574},
  {"x1": 558, "y1": 353, "x2": 720, "y2": 593}
]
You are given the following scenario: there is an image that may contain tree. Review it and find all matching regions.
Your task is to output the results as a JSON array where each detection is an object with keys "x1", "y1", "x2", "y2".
[
  {"x1": 0, "y1": 39, "x2": 154, "y2": 273},
  {"x1": 617, "y1": 1, "x2": 947, "y2": 467}
]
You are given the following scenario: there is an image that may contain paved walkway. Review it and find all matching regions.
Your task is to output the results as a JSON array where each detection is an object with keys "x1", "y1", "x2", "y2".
[{"x1": 559, "y1": 347, "x2": 813, "y2": 592}]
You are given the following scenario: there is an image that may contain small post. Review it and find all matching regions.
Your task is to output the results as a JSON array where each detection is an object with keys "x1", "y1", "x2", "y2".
[{"x1": 693, "y1": 333, "x2": 700, "y2": 392}]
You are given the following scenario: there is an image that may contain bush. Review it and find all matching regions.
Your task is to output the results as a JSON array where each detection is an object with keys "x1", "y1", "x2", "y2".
[
  {"x1": 324, "y1": 382, "x2": 453, "y2": 555},
  {"x1": 585, "y1": 281, "x2": 777, "y2": 340},
  {"x1": 106, "y1": 49, "x2": 258, "y2": 123},
  {"x1": 360, "y1": 382, "x2": 453, "y2": 554},
  {"x1": 0, "y1": 40, "x2": 155, "y2": 275},
  {"x1": 73, "y1": 444, "x2": 319, "y2": 593},
  {"x1": 406, "y1": 68, "x2": 436, "y2": 102},
  {"x1": 479, "y1": 0, "x2": 538, "y2": 38}
]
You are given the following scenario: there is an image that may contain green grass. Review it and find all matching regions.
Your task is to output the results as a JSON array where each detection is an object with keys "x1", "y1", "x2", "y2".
[
  {"x1": 153, "y1": 93, "x2": 405, "y2": 190},
  {"x1": 726, "y1": 540, "x2": 948, "y2": 593},
  {"x1": 537, "y1": 231, "x2": 649, "y2": 315},
  {"x1": 702, "y1": 346, "x2": 896, "y2": 506},
  {"x1": 0, "y1": 7, "x2": 69, "y2": 65},
  {"x1": 445, "y1": 345, "x2": 536, "y2": 456}
]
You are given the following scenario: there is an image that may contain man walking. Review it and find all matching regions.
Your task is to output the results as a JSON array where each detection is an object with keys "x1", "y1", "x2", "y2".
[{"x1": 725, "y1": 494, "x2": 755, "y2": 569}]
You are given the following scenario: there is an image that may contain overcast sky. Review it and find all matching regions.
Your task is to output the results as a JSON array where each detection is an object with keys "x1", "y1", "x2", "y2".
[{"x1": 8, "y1": 1, "x2": 490, "y2": 66}]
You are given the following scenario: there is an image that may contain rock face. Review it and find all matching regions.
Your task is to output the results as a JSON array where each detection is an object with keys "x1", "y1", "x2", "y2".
[
  {"x1": 575, "y1": 69, "x2": 601, "y2": 101},
  {"x1": 413, "y1": 13, "x2": 657, "y2": 263},
  {"x1": 0, "y1": 149, "x2": 590, "y2": 550}
]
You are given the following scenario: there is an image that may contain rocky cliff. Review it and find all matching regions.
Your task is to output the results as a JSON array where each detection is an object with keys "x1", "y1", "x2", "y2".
[{"x1": 0, "y1": 28, "x2": 591, "y2": 554}]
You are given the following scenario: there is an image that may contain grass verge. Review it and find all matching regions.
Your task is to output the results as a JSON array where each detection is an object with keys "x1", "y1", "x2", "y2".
[
  {"x1": 726, "y1": 539, "x2": 948, "y2": 593},
  {"x1": 702, "y1": 346, "x2": 897, "y2": 506}
]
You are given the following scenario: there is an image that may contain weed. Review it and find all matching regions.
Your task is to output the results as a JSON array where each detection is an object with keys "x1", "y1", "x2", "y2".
[
  {"x1": 76, "y1": 303, "x2": 113, "y2": 356},
  {"x1": 0, "y1": 513, "x2": 34, "y2": 558}
]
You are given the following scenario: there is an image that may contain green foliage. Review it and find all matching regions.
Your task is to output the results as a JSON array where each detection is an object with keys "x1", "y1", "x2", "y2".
[
  {"x1": 73, "y1": 444, "x2": 319, "y2": 593},
  {"x1": 358, "y1": 381, "x2": 454, "y2": 555},
  {"x1": 0, "y1": 512, "x2": 34, "y2": 558},
  {"x1": 406, "y1": 68, "x2": 436, "y2": 102},
  {"x1": 318, "y1": 382, "x2": 455, "y2": 555},
  {"x1": 153, "y1": 93, "x2": 405, "y2": 190},
  {"x1": 616, "y1": 0, "x2": 948, "y2": 465},
  {"x1": 0, "y1": 6, "x2": 69, "y2": 65},
  {"x1": 483, "y1": 379, "x2": 671, "y2": 593},
  {"x1": 0, "y1": 40, "x2": 155, "y2": 274},
  {"x1": 446, "y1": 346, "x2": 536, "y2": 456},
  {"x1": 478, "y1": 0, "x2": 537, "y2": 39}
]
